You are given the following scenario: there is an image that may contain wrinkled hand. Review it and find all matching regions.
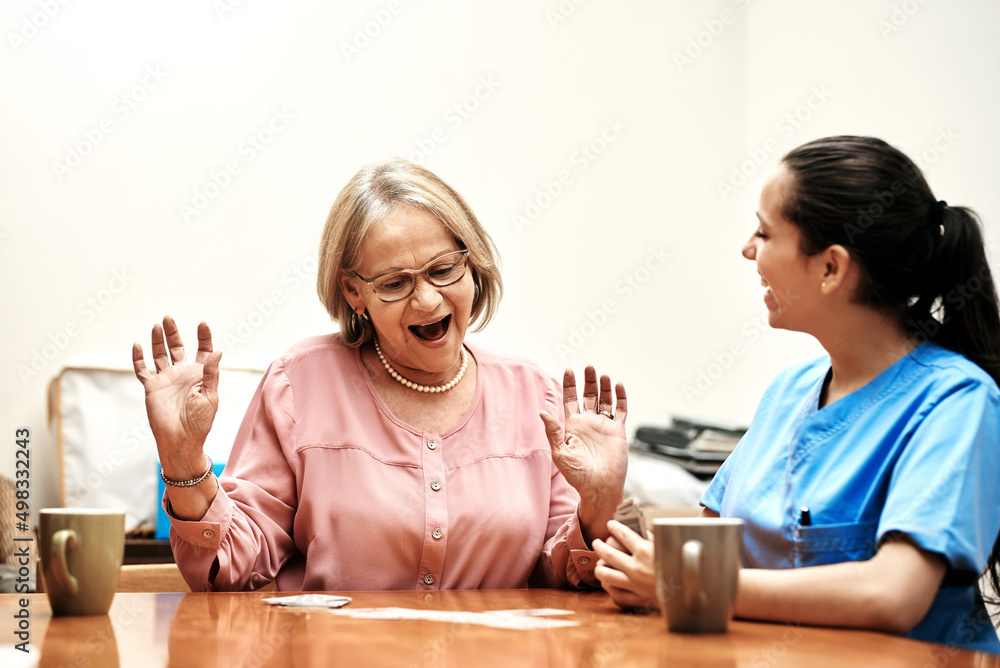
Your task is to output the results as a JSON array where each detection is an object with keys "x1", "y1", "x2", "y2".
[
  {"x1": 594, "y1": 520, "x2": 658, "y2": 610},
  {"x1": 132, "y1": 316, "x2": 221, "y2": 469},
  {"x1": 539, "y1": 366, "x2": 628, "y2": 538}
]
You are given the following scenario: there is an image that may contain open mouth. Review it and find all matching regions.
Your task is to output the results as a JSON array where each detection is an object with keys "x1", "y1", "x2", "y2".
[
  {"x1": 760, "y1": 277, "x2": 772, "y2": 297},
  {"x1": 409, "y1": 314, "x2": 451, "y2": 342}
]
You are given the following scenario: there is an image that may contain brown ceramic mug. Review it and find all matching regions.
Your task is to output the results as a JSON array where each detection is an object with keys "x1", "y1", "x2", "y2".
[{"x1": 39, "y1": 508, "x2": 125, "y2": 616}]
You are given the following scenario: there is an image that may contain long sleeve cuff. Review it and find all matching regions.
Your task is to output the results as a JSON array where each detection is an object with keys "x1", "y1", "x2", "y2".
[
  {"x1": 162, "y1": 486, "x2": 232, "y2": 551},
  {"x1": 564, "y1": 510, "x2": 599, "y2": 586}
]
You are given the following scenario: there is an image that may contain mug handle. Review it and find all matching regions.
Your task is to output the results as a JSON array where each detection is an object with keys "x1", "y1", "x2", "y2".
[
  {"x1": 50, "y1": 529, "x2": 80, "y2": 596},
  {"x1": 682, "y1": 539, "x2": 707, "y2": 611}
]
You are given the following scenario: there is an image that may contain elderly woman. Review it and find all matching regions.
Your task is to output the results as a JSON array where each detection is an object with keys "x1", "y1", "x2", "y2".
[{"x1": 132, "y1": 158, "x2": 628, "y2": 592}]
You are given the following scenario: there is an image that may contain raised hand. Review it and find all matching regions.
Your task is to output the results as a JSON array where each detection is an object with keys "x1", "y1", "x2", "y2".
[
  {"x1": 132, "y1": 316, "x2": 222, "y2": 476},
  {"x1": 539, "y1": 366, "x2": 628, "y2": 543}
]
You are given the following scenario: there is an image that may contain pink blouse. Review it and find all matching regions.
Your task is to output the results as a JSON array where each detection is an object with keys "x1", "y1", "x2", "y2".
[{"x1": 167, "y1": 335, "x2": 599, "y2": 591}]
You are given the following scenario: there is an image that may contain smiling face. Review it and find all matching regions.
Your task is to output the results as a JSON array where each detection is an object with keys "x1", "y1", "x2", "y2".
[
  {"x1": 742, "y1": 164, "x2": 828, "y2": 332},
  {"x1": 340, "y1": 206, "x2": 474, "y2": 384}
]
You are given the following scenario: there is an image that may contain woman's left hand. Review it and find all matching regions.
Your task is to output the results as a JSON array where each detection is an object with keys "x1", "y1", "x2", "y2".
[
  {"x1": 540, "y1": 366, "x2": 628, "y2": 542},
  {"x1": 593, "y1": 520, "x2": 659, "y2": 610}
]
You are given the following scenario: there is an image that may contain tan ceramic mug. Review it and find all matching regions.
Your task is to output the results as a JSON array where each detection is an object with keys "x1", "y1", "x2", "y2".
[
  {"x1": 653, "y1": 517, "x2": 743, "y2": 633},
  {"x1": 39, "y1": 508, "x2": 126, "y2": 616}
]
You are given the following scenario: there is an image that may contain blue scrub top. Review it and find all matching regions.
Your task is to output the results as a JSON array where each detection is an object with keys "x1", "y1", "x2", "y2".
[{"x1": 702, "y1": 342, "x2": 1000, "y2": 653}]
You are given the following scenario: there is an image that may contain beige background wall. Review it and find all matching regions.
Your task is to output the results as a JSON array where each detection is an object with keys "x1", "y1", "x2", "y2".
[{"x1": 2, "y1": 0, "x2": 998, "y2": 512}]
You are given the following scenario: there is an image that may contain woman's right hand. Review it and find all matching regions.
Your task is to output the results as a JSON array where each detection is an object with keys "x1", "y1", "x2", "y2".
[{"x1": 132, "y1": 316, "x2": 222, "y2": 476}]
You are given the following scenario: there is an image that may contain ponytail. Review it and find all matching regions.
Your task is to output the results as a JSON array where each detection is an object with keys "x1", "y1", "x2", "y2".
[
  {"x1": 925, "y1": 206, "x2": 1000, "y2": 614},
  {"x1": 915, "y1": 205, "x2": 1000, "y2": 387}
]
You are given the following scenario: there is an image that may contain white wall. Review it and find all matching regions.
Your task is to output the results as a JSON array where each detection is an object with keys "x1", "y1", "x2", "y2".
[{"x1": 2, "y1": 0, "x2": 998, "y2": 513}]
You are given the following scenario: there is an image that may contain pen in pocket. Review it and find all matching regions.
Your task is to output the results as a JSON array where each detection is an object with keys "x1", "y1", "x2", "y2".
[{"x1": 799, "y1": 506, "x2": 811, "y2": 526}]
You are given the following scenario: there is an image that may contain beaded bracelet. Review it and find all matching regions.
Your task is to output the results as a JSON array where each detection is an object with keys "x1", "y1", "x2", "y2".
[{"x1": 161, "y1": 455, "x2": 214, "y2": 488}]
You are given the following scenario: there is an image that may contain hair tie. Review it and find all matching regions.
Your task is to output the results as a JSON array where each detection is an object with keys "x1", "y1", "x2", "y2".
[{"x1": 930, "y1": 200, "x2": 948, "y2": 229}]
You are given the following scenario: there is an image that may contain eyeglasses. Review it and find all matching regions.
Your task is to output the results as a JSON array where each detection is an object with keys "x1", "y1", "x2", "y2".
[{"x1": 350, "y1": 249, "x2": 470, "y2": 303}]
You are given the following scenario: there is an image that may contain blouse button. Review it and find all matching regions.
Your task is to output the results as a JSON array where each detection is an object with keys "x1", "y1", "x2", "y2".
[
  {"x1": 432, "y1": 527, "x2": 443, "y2": 539},
  {"x1": 430, "y1": 479, "x2": 442, "y2": 491},
  {"x1": 423, "y1": 573, "x2": 435, "y2": 585},
  {"x1": 427, "y1": 439, "x2": 438, "y2": 450},
  {"x1": 578, "y1": 556, "x2": 591, "y2": 565},
  {"x1": 201, "y1": 529, "x2": 215, "y2": 539}
]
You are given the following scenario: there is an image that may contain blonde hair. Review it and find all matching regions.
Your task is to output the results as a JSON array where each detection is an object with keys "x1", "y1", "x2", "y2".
[{"x1": 317, "y1": 158, "x2": 503, "y2": 346}]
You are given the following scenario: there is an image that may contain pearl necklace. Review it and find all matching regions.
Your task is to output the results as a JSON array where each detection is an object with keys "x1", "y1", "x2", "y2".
[{"x1": 373, "y1": 337, "x2": 469, "y2": 393}]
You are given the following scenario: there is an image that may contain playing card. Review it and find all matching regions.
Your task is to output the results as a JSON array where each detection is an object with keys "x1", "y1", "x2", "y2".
[
  {"x1": 263, "y1": 594, "x2": 352, "y2": 608},
  {"x1": 613, "y1": 498, "x2": 647, "y2": 536}
]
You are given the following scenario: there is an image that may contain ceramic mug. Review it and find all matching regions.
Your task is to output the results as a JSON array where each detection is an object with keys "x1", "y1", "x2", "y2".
[
  {"x1": 39, "y1": 508, "x2": 125, "y2": 616},
  {"x1": 653, "y1": 517, "x2": 743, "y2": 633}
]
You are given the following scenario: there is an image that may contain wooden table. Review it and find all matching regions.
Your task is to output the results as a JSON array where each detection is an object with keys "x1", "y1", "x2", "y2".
[{"x1": 2, "y1": 589, "x2": 998, "y2": 667}]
